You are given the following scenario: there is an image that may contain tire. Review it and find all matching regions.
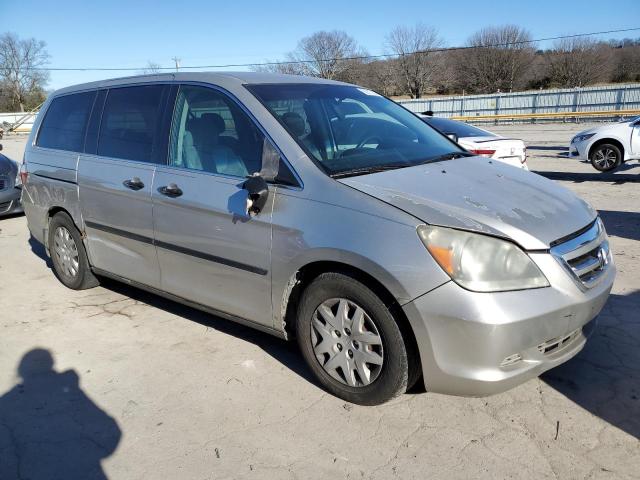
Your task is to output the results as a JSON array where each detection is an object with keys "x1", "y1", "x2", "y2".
[
  {"x1": 48, "y1": 212, "x2": 99, "y2": 290},
  {"x1": 590, "y1": 143, "x2": 622, "y2": 172},
  {"x1": 296, "y1": 272, "x2": 410, "y2": 405}
]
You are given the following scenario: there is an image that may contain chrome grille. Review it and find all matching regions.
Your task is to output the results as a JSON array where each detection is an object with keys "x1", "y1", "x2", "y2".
[{"x1": 551, "y1": 219, "x2": 611, "y2": 289}]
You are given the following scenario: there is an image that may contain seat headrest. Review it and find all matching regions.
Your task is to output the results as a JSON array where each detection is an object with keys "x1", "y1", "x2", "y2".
[
  {"x1": 200, "y1": 113, "x2": 226, "y2": 135},
  {"x1": 281, "y1": 112, "x2": 306, "y2": 137}
]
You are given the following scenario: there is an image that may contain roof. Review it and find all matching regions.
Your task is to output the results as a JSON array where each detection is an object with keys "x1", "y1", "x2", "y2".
[{"x1": 52, "y1": 71, "x2": 352, "y2": 96}]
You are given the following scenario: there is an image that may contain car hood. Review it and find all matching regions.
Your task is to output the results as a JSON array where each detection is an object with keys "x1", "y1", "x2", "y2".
[
  {"x1": 574, "y1": 121, "x2": 631, "y2": 138},
  {"x1": 339, "y1": 157, "x2": 597, "y2": 250}
]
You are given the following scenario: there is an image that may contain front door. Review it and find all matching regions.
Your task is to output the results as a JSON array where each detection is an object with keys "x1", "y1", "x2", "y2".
[
  {"x1": 79, "y1": 84, "x2": 168, "y2": 288},
  {"x1": 151, "y1": 85, "x2": 273, "y2": 326}
]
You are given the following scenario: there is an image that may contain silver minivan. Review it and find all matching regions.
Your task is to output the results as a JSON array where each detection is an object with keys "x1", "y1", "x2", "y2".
[{"x1": 21, "y1": 73, "x2": 615, "y2": 405}]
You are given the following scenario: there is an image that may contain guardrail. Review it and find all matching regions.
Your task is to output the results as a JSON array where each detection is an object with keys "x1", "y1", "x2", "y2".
[{"x1": 451, "y1": 109, "x2": 640, "y2": 122}]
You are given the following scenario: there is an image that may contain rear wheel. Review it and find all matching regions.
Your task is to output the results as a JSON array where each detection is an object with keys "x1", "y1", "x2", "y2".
[
  {"x1": 48, "y1": 212, "x2": 99, "y2": 290},
  {"x1": 590, "y1": 143, "x2": 622, "y2": 172},
  {"x1": 296, "y1": 272, "x2": 410, "y2": 405}
]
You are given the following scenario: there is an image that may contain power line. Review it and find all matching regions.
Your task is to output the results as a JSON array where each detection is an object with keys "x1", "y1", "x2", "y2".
[{"x1": 2, "y1": 27, "x2": 639, "y2": 72}]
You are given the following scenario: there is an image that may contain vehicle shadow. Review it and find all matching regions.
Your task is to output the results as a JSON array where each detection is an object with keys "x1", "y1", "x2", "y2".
[
  {"x1": 28, "y1": 233, "x2": 53, "y2": 268},
  {"x1": 26, "y1": 236, "x2": 321, "y2": 389},
  {"x1": 99, "y1": 277, "x2": 319, "y2": 388},
  {"x1": 598, "y1": 210, "x2": 640, "y2": 242},
  {"x1": 527, "y1": 146, "x2": 569, "y2": 151},
  {"x1": 0, "y1": 211, "x2": 24, "y2": 221},
  {"x1": 542, "y1": 290, "x2": 640, "y2": 440},
  {"x1": 0, "y1": 348, "x2": 121, "y2": 479},
  {"x1": 535, "y1": 169, "x2": 640, "y2": 184}
]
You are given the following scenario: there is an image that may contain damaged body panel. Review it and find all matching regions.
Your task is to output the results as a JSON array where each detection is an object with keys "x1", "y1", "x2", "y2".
[{"x1": 339, "y1": 158, "x2": 597, "y2": 251}]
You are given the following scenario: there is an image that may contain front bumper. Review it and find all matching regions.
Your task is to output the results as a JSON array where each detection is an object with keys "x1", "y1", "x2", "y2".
[
  {"x1": 569, "y1": 140, "x2": 589, "y2": 160},
  {"x1": 0, "y1": 188, "x2": 23, "y2": 217},
  {"x1": 403, "y1": 254, "x2": 615, "y2": 396}
]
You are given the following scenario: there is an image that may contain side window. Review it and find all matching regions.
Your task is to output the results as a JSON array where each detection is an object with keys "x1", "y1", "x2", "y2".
[
  {"x1": 98, "y1": 85, "x2": 165, "y2": 162},
  {"x1": 37, "y1": 91, "x2": 96, "y2": 152},
  {"x1": 169, "y1": 85, "x2": 264, "y2": 177}
]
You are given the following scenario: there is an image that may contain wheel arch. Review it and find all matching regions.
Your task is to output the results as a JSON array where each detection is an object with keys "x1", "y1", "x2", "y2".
[
  {"x1": 44, "y1": 206, "x2": 84, "y2": 252},
  {"x1": 280, "y1": 260, "x2": 422, "y2": 379},
  {"x1": 588, "y1": 137, "x2": 625, "y2": 160}
]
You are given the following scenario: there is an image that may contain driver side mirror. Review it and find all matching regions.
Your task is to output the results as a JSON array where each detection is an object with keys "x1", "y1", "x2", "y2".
[
  {"x1": 242, "y1": 138, "x2": 280, "y2": 216},
  {"x1": 446, "y1": 132, "x2": 459, "y2": 143},
  {"x1": 243, "y1": 174, "x2": 269, "y2": 216}
]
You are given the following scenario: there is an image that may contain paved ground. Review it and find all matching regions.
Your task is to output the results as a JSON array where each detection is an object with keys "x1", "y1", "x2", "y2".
[{"x1": 0, "y1": 126, "x2": 639, "y2": 479}]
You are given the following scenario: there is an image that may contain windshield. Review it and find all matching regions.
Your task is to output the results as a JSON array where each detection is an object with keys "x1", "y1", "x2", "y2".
[
  {"x1": 247, "y1": 84, "x2": 464, "y2": 177},
  {"x1": 422, "y1": 117, "x2": 497, "y2": 138}
]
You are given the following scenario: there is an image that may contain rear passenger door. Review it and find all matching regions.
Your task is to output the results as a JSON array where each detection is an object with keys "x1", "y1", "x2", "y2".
[
  {"x1": 151, "y1": 84, "x2": 273, "y2": 326},
  {"x1": 78, "y1": 84, "x2": 170, "y2": 288}
]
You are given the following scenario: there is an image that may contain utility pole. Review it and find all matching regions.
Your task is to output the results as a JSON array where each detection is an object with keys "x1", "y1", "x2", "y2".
[{"x1": 172, "y1": 57, "x2": 181, "y2": 72}]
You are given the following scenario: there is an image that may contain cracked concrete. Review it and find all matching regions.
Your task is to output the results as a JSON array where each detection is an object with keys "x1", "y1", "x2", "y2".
[{"x1": 0, "y1": 127, "x2": 639, "y2": 479}]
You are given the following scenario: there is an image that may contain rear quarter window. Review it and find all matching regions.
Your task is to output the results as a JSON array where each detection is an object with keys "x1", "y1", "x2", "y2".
[{"x1": 37, "y1": 91, "x2": 96, "y2": 152}]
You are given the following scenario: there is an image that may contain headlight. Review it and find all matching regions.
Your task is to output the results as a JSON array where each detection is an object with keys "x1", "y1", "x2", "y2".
[
  {"x1": 572, "y1": 133, "x2": 595, "y2": 143},
  {"x1": 417, "y1": 225, "x2": 549, "y2": 292},
  {"x1": 14, "y1": 169, "x2": 22, "y2": 188}
]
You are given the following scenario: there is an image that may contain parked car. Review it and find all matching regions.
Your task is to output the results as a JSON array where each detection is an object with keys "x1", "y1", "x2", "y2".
[
  {"x1": 419, "y1": 115, "x2": 528, "y2": 169},
  {"x1": 569, "y1": 116, "x2": 640, "y2": 171},
  {"x1": 22, "y1": 73, "x2": 615, "y2": 405},
  {"x1": 0, "y1": 144, "x2": 23, "y2": 217}
]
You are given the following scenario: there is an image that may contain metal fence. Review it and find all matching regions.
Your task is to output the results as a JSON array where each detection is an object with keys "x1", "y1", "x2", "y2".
[{"x1": 397, "y1": 83, "x2": 640, "y2": 122}]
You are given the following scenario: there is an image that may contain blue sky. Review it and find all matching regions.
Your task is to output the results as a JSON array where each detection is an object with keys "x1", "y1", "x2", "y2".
[{"x1": 1, "y1": 0, "x2": 639, "y2": 90}]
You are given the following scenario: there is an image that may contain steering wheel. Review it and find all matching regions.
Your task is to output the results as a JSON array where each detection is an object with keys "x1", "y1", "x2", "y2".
[{"x1": 355, "y1": 135, "x2": 382, "y2": 150}]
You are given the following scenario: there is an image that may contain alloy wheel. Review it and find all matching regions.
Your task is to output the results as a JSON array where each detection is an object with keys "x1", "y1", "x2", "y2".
[{"x1": 593, "y1": 148, "x2": 618, "y2": 169}]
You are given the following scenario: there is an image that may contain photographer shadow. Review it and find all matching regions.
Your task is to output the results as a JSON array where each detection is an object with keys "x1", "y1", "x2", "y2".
[{"x1": 0, "y1": 349, "x2": 121, "y2": 479}]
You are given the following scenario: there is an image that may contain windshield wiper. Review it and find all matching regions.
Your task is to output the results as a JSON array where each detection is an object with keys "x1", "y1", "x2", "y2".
[
  {"x1": 418, "y1": 151, "x2": 474, "y2": 165},
  {"x1": 331, "y1": 163, "x2": 410, "y2": 179}
]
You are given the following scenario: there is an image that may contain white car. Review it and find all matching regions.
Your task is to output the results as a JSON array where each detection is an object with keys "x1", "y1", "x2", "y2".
[
  {"x1": 419, "y1": 115, "x2": 528, "y2": 170},
  {"x1": 569, "y1": 116, "x2": 640, "y2": 171}
]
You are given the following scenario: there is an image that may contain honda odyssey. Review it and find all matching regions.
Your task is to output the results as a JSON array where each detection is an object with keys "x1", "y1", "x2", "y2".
[{"x1": 21, "y1": 72, "x2": 615, "y2": 405}]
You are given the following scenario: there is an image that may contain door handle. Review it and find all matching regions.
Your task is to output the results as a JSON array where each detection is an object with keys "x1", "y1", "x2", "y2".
[
  {"x1": 123, "y1": 177, "x2": 145, "y2": 191},
  {"x1": 158, "y1": 183, "x2": 183, "y2": 198}
]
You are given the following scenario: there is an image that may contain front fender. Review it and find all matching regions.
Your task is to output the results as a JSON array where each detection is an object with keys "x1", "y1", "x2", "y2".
[{"x1": 269, "y1": 192, "x2": 451, "y2": 331}]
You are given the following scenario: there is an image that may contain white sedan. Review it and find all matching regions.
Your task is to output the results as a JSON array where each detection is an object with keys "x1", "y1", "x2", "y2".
[
  {"x1": 419, "y1": 115, "x2": 528, "y2": 170},
  {"x1": 569, "y1": 116, "x2": 640, "y2": 171}
]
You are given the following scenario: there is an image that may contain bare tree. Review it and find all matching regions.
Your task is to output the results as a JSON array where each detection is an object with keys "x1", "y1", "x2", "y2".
[
  {"x1": 252, "y1": 60, "x2": 304, "y2": 75},
  {"x1": 545, "y1": 38, "x2": 612, "y2": 87},
  {"x1": 257, "y1": 31, "x2": 365, "y2": 80},
  {"x1": 353, "y1": 59, "x2": 402, "y2": 96},
  {"x1": 141, "y1": 61, "x2": 162, "y2": 74},
  {"x1": 456, "y1": 25, "x2": 535, "y2": 93},
  {"x1": 611, "y1": 43, "x2": 640, "y2": 83},
  {"x1": 385, "y1": 24, "x2": 444, "y2": 98},
  {"x1": 0, "y1": 33, "x2": 50, "y2": 112}
]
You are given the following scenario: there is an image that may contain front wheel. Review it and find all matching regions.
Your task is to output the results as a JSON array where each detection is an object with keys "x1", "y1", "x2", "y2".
[
  {"x1": 590, "y1": 144, "x2": 622, "y2": 172},
  {"x1": 296, "y1": 273, "x2": 410, "y2": 405}
]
